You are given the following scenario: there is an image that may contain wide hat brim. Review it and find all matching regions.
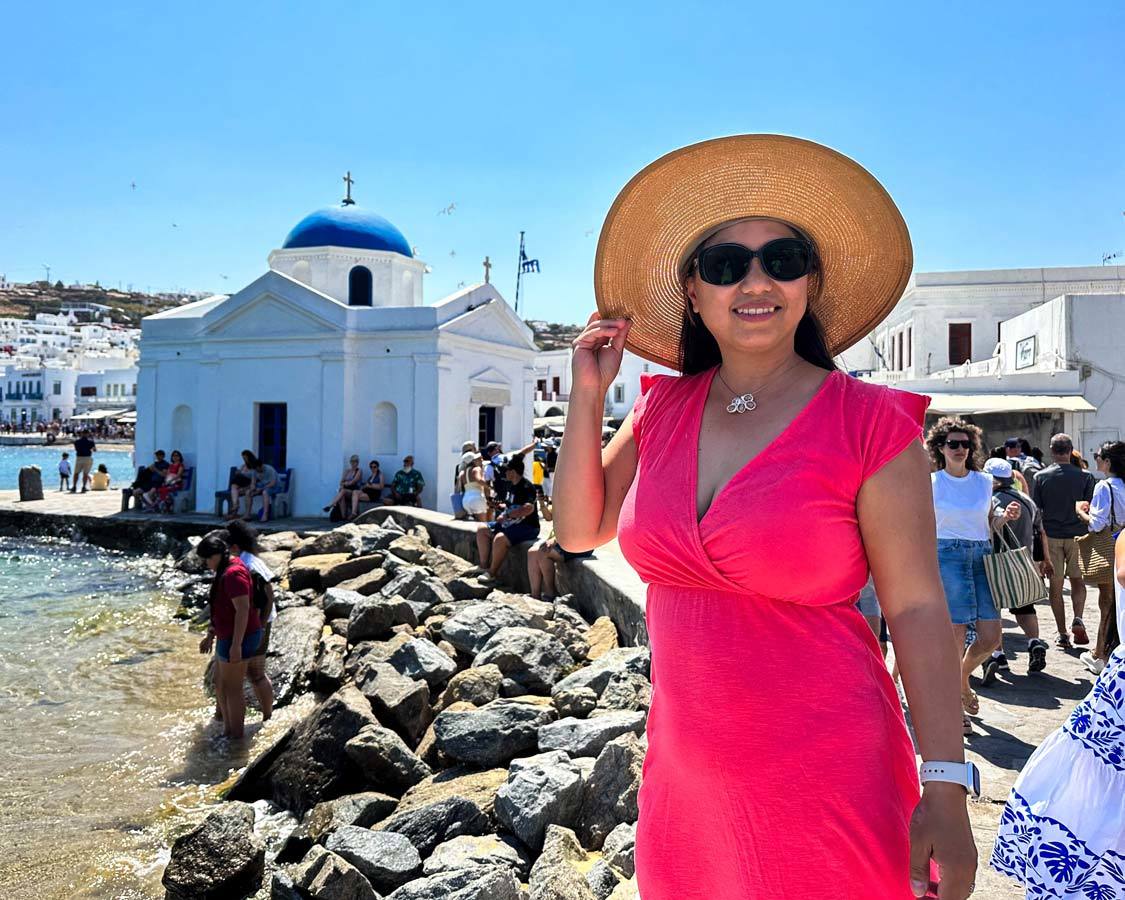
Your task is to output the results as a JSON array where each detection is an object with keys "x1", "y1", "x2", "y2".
[{"x1": 594, "y1": 134, "x2": 913, "y2": 370}]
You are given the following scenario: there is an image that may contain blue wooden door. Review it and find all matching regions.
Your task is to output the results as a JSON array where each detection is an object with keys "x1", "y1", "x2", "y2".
[{"x1": 258, "y1": 403, "x2": 287, "y2": 470}]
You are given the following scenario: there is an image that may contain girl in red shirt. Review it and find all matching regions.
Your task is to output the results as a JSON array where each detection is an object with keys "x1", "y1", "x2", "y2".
[{"x1": 197, "y1": 534, "x2": 261, "y2": 738}]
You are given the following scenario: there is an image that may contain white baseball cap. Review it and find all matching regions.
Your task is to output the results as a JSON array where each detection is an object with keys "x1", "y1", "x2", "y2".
[{"x1": 983, "y1": 458, "x2": 1014, "y2": 480}]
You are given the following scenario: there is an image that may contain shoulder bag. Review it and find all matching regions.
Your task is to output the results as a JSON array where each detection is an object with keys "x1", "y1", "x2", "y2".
[
  {"x1": 1076, "y1": 484, "x2": 1118, "y2": 584},
  {"x1": 984, "y1": 521, "x2": 1048, "y2": 610}
]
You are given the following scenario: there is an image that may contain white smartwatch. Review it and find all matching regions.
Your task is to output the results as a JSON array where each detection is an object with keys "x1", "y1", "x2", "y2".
[{"x1": 920, "y1": 761, "x2": 981, "y2": 798}]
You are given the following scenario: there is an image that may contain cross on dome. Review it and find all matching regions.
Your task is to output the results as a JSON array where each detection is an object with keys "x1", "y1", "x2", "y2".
[{"x1": 342, "y1": 171, "x2": 355, "y2": 206}]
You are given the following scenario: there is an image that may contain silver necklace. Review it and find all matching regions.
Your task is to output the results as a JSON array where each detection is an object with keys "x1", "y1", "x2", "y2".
[{"x1": 714, "y1": 362, "x2": 801, "y2": 414}]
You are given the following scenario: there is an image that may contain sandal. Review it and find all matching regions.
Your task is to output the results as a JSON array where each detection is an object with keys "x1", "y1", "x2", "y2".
[
  {"x1": 963, "y1": 714, "x2": 973, "y2": 736},
  {"x1": 1072, "y1": 618, "x2": 1089, "y2": 646},
  {"x1": 961, "y1": 688, "x2": 979, "y2": 716}
]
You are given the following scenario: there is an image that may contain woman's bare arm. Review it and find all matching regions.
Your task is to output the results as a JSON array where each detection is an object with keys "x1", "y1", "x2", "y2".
[
  {"x1": 553, "y1": 315, "x2": 634, "y2": 552},
  {"x1": 857, "y1": 441, "x2": 976, "y2": 897}
]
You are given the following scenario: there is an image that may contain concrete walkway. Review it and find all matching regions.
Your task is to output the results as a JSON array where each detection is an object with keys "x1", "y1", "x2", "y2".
[{"x1": 936, "y1": 590, "x2": 1100, "y2": 899}]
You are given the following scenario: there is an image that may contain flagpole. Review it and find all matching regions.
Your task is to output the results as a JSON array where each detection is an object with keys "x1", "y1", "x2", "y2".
[{"x1": 514, "y1": 231, "x2": 525, "y2": 315}]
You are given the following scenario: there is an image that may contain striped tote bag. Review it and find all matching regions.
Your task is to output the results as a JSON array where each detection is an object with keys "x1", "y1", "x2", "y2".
[{"x1": 983, "y1": 525, "x2": 1048, "y2": 611}]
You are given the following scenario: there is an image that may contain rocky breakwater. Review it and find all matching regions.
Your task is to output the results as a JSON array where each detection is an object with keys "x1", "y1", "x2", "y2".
[{"x1": 162, "y1": 516, "x2": 650, "y2": 900}]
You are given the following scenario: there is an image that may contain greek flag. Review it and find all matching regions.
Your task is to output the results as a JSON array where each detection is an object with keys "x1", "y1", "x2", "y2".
[{"x1": 520, "y1": 248, "x2": 540, "y2": 274}]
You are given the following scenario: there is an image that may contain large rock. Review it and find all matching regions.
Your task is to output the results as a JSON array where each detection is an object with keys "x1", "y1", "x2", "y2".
[
  {"x1": 441, "y1": 604, "x2": 540, "y2": 657},
  {"x1": 495, "y1": 750, "x2": 585, "y2": 851},
  {"x1": 257, "y1": 549, "x2": 292, "y2": 577},
  {"x1": 473, "y1": 627, "x2": 574, "y2": 694},
  {"x1": 576, "y1": 733, "x2": 644, "y2": 850},
  {"x1": 322, "y1": 553, "x2": 386, "y2": 588},
  {"x1": 306, "y1": 791, "x2": 399, "y2": 842},
  {"x1": 161, "y1": 802, "x2": 264, "y2": 900},
  {"x1": 292, "y1": 527, "x2": 364, "y2": 559},
  {"x1": 445, "y1": 577, "x2": 494, "y2": 601},
  {"x1": 347, "y1": 634, "x2": 413, "y2": 678},
  {"x1": 404, "y1": 578, "x2": 454, "y2": 620},
  {"x1": 347, "y1": 522, "x2": 405, "y2": 553},
  {"x1": 602, "y1": 822, "x2": 637, "y2": 879},
  {"x1": 356, "y1": 662, "x2": 432, "y2": 745},
  {"x1": 538, "y1": 711, "x2": 646, "y2": 758},
  {"x1": 258, "y1": 530, "x2": 301, "y2": 553},
  {"x1": 435, "y1": 665, "x2": 502, "y2": 712},
  {"x1": 323, "y1": 587, "x2": 367, "y2": 620},
  {"x1": 584, "y1": 617, "x2": 619, "y2": 660},
  {"x1": 486, "y1": 591, "x2": 553, "y2": 626},
  {"x1": 528, "y1": 825, "x2": 597, "y2": 900},
  {"x1": 291, "y1": 846, "x2": 379, "y2": 900},
  {"x1": 433, "y1": 698, "x2": 556, "y2": 767},
  {"x1": 388, "y1": 534, "x2": 430, "y2": 563},
  {"x1": 380, "y1": 567, "x2": 429, "y2": 602},
  {"x1": 595, "y1": 671, "x2": 651, "y2": 713},
  {"x1": 386, "y1": 865, "x2": 522, "y2": 900},
  {"x1": 264, "y1": 684, "x2": 376, "y2": 816},
  {"x1": 387, "y1": 637, "x2": 458, "y2": 688},
  {"x1": 423, "y1": 834, "x2": 531, "y2": 879},
  {"x1": 288, "y1": 553, "x2": 352, "y2": 593},
  {"x1": 419, "y1": 546, "x2": 476, "y2": 582},
  {"x1": 551, "y1": 648, "x2": 650, "y2": 699},
  {"x1": 553, "y1": 686, "x2": 598, "y2": 718},
  {"x1": 345, "y1": 723, "x2": 432, "y2": 796},
  {"x1": 313, "y1": 632, "x2": 348, "y2": 693},
  {"x1": 348, "y1": 595, "x2": 418, "y2": 643},
  {"x1": 335, "y1": 568, "x2": 393, "y2": 596},
  {"x1": 17, "y1": 466, "x2": 44, "y2": 502},
  {"x1": 325, "y1": 826, "x2": 422, "y2": 894},
  {"x1": 267, "y1": 605, "x2": 326, "y2": 707},
  {"x1": 376, "y1": 796, "x2": 490, "y2": 858}
]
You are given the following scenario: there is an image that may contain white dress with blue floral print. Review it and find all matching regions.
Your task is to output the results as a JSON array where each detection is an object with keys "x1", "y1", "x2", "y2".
[{"x1": 991, "y1": 578, "x2": 1125, "y2": 898}]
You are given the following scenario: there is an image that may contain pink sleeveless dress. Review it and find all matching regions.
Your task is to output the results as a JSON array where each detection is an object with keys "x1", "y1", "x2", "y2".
[{"x1": 617, "y1": 367, "x2": 932, "y2": 899}]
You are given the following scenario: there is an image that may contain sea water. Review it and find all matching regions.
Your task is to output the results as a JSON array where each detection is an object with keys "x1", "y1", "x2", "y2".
[
  {"x1": 0, "y1": 446, "x2": 137, "y2": 491},
  {"x1": 0, "y1": 537, "x2": 248, "y2": 899}
]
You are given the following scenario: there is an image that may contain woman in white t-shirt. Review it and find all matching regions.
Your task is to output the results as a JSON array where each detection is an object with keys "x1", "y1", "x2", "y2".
[
  {"x1": 1076, "y1": 440, "x2": 1125, "y2": 674},
  {"x1": 926, "y1": 417, "x2": 1021, "y2": 733}
]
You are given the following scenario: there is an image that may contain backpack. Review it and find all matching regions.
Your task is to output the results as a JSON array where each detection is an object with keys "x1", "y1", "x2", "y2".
[{"x1": 250, "y1": 570, "x2": 272, "y2": 618}]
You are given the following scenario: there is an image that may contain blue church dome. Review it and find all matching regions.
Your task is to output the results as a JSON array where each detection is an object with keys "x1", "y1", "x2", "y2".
[{"x1": 282, "y1": 205, "x2": 413, "y2": 256}]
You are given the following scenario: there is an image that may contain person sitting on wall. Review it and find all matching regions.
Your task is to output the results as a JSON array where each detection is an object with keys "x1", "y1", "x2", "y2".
[
  {"x1": 247, "y1": 457, "x2": 281, "y2": 522},
  {"x1": 351, "y1": 459, "x2": 385, "y2": 518},
  {"x1": 323, "y1": 455, "x2": 363, "y2": 520},
  {"x1": 225, "y1": 450, "x2": 256, "y2": 520},
  {"x1": 387, "y1": 455, "x2": 424, "y2": 506},
  {"x1": 475, "y1": 456, "x2": 541, "y2": 584}
]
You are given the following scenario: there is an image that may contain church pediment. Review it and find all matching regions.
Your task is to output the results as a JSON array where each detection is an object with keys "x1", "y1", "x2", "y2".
[
  {"x1": 202, "y1": 281, "x2": 343, "y2": 338},
  {"x1": 468, "y1": 365, "x2": 510, "y2": 386},
  {"x1": 439, "y1": 297, "x2": 537, "y2": 350}
]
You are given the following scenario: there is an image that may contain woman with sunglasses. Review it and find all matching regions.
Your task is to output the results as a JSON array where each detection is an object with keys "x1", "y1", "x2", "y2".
[
  {"x1": 926, "y1": 418, "x2": 1021, "y2": 733},
  {"x1": 554, "y1": 136, "x2": 978, "y2": 899}
]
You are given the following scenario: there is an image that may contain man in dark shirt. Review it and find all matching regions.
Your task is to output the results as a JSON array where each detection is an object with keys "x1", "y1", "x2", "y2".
[
  {"x1": 1030, "y1": 433, "x2": 1095, "y2": 649},
  {"x1": 71, "y1": 430, "x2": 96, "y2": 493},
  {"x1": 474, "y1": 456, "x2": 540, "y2": 583}
]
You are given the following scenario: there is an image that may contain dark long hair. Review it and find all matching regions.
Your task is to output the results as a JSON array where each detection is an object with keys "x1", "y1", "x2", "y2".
[
  {"x1": 676, "y1": 225, "x2": 837, "y2": 375},
  {"x1": 1099, "y1": 440, "x2": 1125, "y2": 480},
  {"x1": 224, "y1": 520, "x2": 260, "y2": 555},
  {"x1": 197, "y1": 533, "x2": 233, "y2": 603}
]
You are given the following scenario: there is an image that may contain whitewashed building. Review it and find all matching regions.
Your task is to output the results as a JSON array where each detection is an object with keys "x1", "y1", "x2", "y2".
[
  {"x1": 136, "y1": 201, "x2": 539, "y2": 515},
  {"x1": 839, "y1": 265, "x2": 1125, "y2": 454}
]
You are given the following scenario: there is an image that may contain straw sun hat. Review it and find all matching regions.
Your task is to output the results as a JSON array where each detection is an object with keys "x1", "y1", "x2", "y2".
[{"x1": 594, "y1": 134, "x2": 913, "y2": 369}]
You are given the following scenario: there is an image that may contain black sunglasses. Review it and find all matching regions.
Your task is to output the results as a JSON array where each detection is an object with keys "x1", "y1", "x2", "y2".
[
  {"x1": 695, "y1": 238, "x2": 813, "y2": 286},
  {"x1": 942, "y1": 439, "x2": 973, "y2": 450}
]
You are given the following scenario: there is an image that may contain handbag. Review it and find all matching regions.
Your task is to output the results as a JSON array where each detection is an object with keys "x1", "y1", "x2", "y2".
[
  {"x1": 1076, "y1": 485, "x2": 1118, "y2": 583},
  {"x1": 984, "y1": 522, "x2": 1048, "y2": 611}
]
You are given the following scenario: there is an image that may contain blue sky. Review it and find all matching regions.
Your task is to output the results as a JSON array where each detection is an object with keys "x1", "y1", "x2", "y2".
[{"x1": 1, "y1": 1, "x2": 1121, "y2": 324}]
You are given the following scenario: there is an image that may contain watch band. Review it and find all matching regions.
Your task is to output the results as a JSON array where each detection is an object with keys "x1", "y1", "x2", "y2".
[{"x1": 920, "y1": 761, "x2": 980, "y2": 797}]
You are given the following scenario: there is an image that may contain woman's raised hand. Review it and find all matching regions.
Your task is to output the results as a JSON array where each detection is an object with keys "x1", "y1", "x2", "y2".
[{"x1": 571, "y1": 313, "x2": 631, "y2": 397}]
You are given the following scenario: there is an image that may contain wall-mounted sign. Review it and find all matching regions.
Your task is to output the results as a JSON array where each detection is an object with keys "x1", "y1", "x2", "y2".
[{"x1": 1015, "y1": 335, "x2": 1037, "y2": 370}]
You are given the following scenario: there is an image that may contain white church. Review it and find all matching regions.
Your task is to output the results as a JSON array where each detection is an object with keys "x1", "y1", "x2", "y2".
[{"x1": 135, "y1": 188, "x2": 539, "y2": 516}]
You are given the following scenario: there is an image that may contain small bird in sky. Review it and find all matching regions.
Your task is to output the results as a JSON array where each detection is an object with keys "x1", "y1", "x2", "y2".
[
  {"x1": 457, "y1": 281, "x2": 466, "y2": 289},
  {"x1": 131, "y1": 181, "x2": 137, "y2": 191},
  {"x1": 584, "y1": 229, "x2": 594, "y2": 237},
  {"x1": 438, "y1": 202, "x2": 456, "y2": 216},
  {"x1": 171, "y1": 223, "x2": 178, "y2": 228},
  {"x1": 449, "y1": 250, "x2": 456, "y2": 257},
  {"x1": 219, "y1": 274, "x2": 229, "y2": 280}
]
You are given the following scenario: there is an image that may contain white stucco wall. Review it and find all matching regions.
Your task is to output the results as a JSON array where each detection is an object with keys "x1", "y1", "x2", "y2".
[{"x1": 268, "y1": 247, "x2": 426, "y2": 308}]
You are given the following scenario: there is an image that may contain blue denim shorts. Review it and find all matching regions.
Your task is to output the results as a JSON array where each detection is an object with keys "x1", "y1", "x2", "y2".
[
  {"x1": 937, "y1": 539, "x2": 998, "y2": 625},
  {"x1": 216, "y1": 629, "x2": 262, "y2": 663}
]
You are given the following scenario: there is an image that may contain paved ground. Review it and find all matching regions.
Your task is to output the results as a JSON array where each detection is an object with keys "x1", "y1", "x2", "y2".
[
  {"x1": 0, "y1": 487, "x2": 1097, "y2": 896},
  {"x1": 904, "y1": 589, "x2": 1101, "y2": 899}
]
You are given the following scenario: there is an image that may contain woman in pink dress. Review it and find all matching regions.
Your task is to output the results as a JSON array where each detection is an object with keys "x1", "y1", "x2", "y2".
[{"x1": 554, "y1": 136, "x2": 978, "y2": 899}]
